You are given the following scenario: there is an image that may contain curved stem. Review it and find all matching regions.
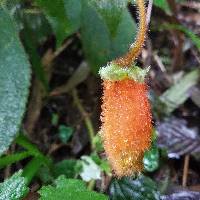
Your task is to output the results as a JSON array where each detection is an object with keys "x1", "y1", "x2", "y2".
[
  {"x1": 114, "y1": 0, "x2": 147, "y2": 67},
  {"x1": 0, "y1": 151, "x2": 32, "y2": 169},
  {"x1": 72, "y1": 89, "x2": 95, "y2": 150}
]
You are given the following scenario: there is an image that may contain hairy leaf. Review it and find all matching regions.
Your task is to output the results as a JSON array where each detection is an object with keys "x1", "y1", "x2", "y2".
[
  {"x1": 0, "y1": 7, "x2": 31, "y2": 155},
  {"x1": 0, "y1": 170, "x2": 29, "y2": 200},
  {"x1": 157, "y1": 118, "x2": 200, "y2": 158},
  {"x1": 109, "y1": 175, "x2": 160, "y2": 200},
  {"x1": 39, "y1": 176, "x2": 108, "y2": 200}
]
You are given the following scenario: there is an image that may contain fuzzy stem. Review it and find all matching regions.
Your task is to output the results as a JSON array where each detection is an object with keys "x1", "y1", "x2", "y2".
[{"x1": 114, "y1": 0, "x2": 147, "y2": 67}]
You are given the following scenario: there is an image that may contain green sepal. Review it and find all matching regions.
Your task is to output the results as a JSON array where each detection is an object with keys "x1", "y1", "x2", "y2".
[{"x1": 99, "y1": 63, "x2": 149, "y2": 82}]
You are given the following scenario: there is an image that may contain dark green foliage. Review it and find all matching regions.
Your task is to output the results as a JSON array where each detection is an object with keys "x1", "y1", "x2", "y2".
[
  {"x1": 58, "y1": 125, "x2": 74, "y2": 144},
  {"x1": 81, "y1": 0, "x2": 136, "y2": 73},
  {"x1": 109, "y1": 175, "x2": 160, "y2": 200},
  {"x1": 144, "y1": 144, "x2": 159, "y2": 172},
  {"x1": 35, "y1": 0, "x2": 81, "y2": 46},
  {"x1": 153, "y1": 0, "x2": 171, "y2": 14},
  {"x1": 53, "y1": 159, "x2": 81, "y2": 178}
]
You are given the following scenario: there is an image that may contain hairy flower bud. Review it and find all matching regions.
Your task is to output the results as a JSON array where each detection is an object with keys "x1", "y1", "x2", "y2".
[{"x1": 100, "y1": 79, "x2": 152, "y2": 177}]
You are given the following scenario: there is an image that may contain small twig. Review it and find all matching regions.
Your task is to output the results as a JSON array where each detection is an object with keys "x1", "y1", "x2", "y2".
[
  {"x1": 53, "y1": 39, "x2": 73, "y2": 58},
  {"x1": 72, "y1": 89, "x2": 95, "y2": 150},
  {"x1": 153, "y1": 53, "x2": 166, "y2": 72},
  {"x1": 182, "y1": 154, "x2": 190, "y2": 187}
]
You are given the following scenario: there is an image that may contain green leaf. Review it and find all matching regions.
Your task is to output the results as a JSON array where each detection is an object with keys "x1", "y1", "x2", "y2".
[
  {"x1": 153, "y1": 0, "x2": 171, "y2": 15},
  {"x1": 110, "y1": 9, "x2": 136, "y2": 59},
  {"x1": 0, "y1": 8, "x2": 31, "y2": 156},
  {"x1": 37, "y1": 166, "x2": 54, "y2": 184},
  {"x1": 53, "y1": 159, "x2": 80, "y2": 178},
  {"x1": 80, "y1": 1, "x2": 110, "y2": 74},
  {"x1": 58, "y1": 125, "x2": 73, "y2": 144},
  {"x1": 89, "y1": 0, "x2": 128, "y2": 37},
  {"x1": 92, "y1": 134, "x2": 104, "y2": 152},
  {"x1": 39, "y1": 176, "x2": 108, "y2": 200},
  {"x1": 0, "y1": 170, "x2": 29, "y2": 200},
  {"x1": 80, "y1": 1, "x2": 136, "y2": 73},
  {"x1": 19, "y1": 10, "x2": 51, "y2": 44},
  {"x1": 35, "y1": 0, "x2": 81, "y2": 46},
  {"x1": 160, "y1": 69, "x2": 200, "y2": 114},
  {"x1": 90, "y1": 153, "x2": 111, "y2": 175},
  {"x1": 109, "y1": 175, "x2": 160, "y2": 200},
  {"x1": 143, "y1": 130, "x2": 159, "y2": 172},
  {"x1": 143, "y1": 144, "x2": 159, "y2": 172},
  {"x1": 20, "y1": 11, "x2": 51, "y2": 91},
  {"x1": 23, "y1": 156, "x2": 45, "y2": 184}
]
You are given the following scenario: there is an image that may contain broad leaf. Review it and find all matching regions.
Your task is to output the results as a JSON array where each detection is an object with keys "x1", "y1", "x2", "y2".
[
  {"x1": 89, "y1": 0, "x2": 128, "y2": 37},
  {"x1": 0, "y1": 170, "x2": 29, "y2": 200},
  {"x1": 109, "y1": 175, "x2": 160, "y2": 200},
  {"x1": 157, "y1": 117, "x2": 200, "y2": 158},
  {"x1": 0, "y1": 8, "x2": 31, "y2": 155},
  {"x1": 35, "y1": 0, "x2": 81, "y2": 46},
  {"x1": 80, "y1": 1, "x2": 136, "y2": 73},
  {"x1": 39, "y1": 176, "x2": 108, "y2": 200},
  {"x1": 110, "y1": 8, "x2": 136, "y2": 59},
  {"x1": 18, "y1": 10, "x2": 51, "y2": 44},
  {"x1": 80, "y1": 1, "x2": 110, "y2": 74}
]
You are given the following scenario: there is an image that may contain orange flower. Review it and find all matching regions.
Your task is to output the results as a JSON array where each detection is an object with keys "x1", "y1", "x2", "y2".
[
  {"x1": 101, "y1": 79, "x2": 152, "y2": 177},
  {"x1": 99, "y1": 0, "x2": 152, "y2": 177}
]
